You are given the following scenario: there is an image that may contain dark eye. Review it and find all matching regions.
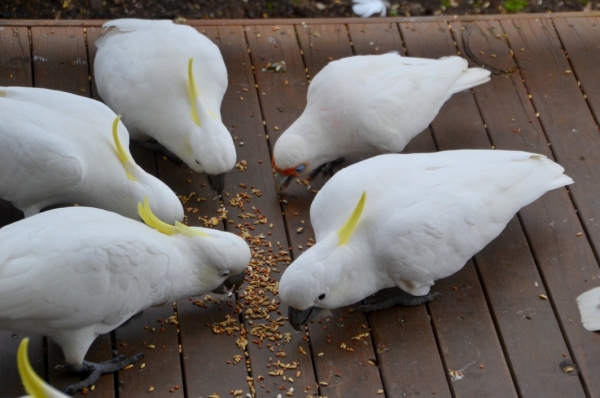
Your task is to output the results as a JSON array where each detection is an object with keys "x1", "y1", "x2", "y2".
[
  {"x1": 295, "y1": 164, "x2": 306, "y2": 174},
  {"x1": 318, "y1": 293, "x2": 326, "y2": 300},
  {"x1": 221, "y1": 271, "x2": 230, "y2": 277}
]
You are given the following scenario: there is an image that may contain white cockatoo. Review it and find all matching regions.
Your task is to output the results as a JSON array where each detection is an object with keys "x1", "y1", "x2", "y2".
[
  {"x1": 577, "y1": 287, "x2": 600, "y2": 331},
  {"x1": 94, "y1": 19, "x2": 236, "y2": 195},
  {"x1": 0, "y1": 199, "x2": 250, "y2": 393},
  {"x1": 17, "y1": 338, "x2": 69, "y2": 398},
  {"x1": 0, "y1": 87, "x2": 183, "y2": 223},
  {"x1": 279, "y1": 151, "x2": 573, "y2": 329},
  {"x1": 272, "y1": 53, "x2": 491, "y2": 192},
  {"x1": 352, "y1": 0, "x2": 388, "y2": 17}
]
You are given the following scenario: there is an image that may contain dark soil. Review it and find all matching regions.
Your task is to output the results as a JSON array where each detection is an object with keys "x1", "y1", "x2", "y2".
[{"x1": 0, "y1": 0, "x2": 593, "y2": 21}]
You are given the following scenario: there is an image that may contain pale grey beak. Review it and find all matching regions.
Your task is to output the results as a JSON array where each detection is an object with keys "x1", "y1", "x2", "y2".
[
  {"x1": 288, "y1": 305, "x2": 321, "y2": 331},
  {"x1": 206, "y1": 172, "x2": 226, "y2": 196},
  {"x1": 274, "y1": 171, "x2": 292, "y2": 194}
]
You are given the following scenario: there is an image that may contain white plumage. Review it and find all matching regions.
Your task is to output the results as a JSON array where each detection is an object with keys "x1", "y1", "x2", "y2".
[
  {"x1": 0, "y1": 206, "x2": 250, "y2": 368},
  {"x1": 577, "y1": 287, "x2": 600, "y2": 331},
  {"x1": 0, "y1": 87, "x2": 183, "y2": 223},
  {"x1": 279, "y1": 151, "x2": 572, "y2": 322},
  {"x1": 352, "y1": 0, "x2": 388, "y2": 17},
  {"x1": 94, "y1": 19, "x2": 236, "y2": 183},
  {"x1": 272, "y1": 53, "x2": 491, "y2": 192}
]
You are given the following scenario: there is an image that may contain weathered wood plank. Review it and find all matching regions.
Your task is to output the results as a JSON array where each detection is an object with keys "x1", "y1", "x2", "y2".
[
  {"x1": 400, "y1": 20, "x2": 518, "y2": 398},
  {"x1": 218, "y1": 24, "x2": 319, "y2": 397},
  {"x1": 500, "y1": 17, "x2": 600, "y2": 396},
  {"x1": 347, "y1": 22, "x2": 452, "y2": 398}
]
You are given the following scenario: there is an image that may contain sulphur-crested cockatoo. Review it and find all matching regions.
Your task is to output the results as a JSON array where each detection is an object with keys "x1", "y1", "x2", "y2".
[
  {"x1": 95, "y1": 19, "x2": 235, "y2": 195},
  {"x1": 279, "y1": 151, "x2": 573, "y2": 330},
  {"x1": 0, "y1": 87, "x2": 183, "y2": 223},
  {"x1": 352, "y1": 0, "x2": 388, "y2": 17},
  {"x1": 577, "y1": 287, "x2": 600, "y2": 331},
  {"x1": 0, "y1": 199, "x2": 250, "y2": 393},
  {"x1": 17, "y1": 338, "x2": 69, "y2": 398},
  {"x1": 272, "y1": 53, "x2": 491, "y2": 192}
]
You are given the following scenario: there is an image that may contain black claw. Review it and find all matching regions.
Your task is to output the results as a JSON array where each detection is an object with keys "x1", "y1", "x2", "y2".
[
  {"x1": 309, "y1": 157, "x2": 345, "y2": 180},
  {"x1": 63, "y1": 353, "x2": 144, "y2": 394}
]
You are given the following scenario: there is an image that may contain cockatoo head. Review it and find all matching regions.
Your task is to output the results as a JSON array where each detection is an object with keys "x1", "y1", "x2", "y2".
[
  {"x1": 272, "y1": 134, "x2": 312, "y2": 193},
  {"x1": 180, "y1": 58, "x2": 236, "y2": 196},
  {"x1": 138, "y1": 198, "x2": 250, "y2": 294},
  {"x1": 280, "y1": 192, "x2": 370, "y2": 330}
]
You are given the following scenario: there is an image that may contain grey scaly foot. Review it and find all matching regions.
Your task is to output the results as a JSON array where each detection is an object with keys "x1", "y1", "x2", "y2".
[
  {"x1": 132, "y1": 139, "x2": 185, "y2": 167},
  {"x1": 63, "y1": 353, "x2": 144, "y2": 394},
  {"x1": 309, "y1": 157, "x2": 345, "y2": 180},
  {"x1": 357, "y1": 290, "x2": 442, "y2": 313}
]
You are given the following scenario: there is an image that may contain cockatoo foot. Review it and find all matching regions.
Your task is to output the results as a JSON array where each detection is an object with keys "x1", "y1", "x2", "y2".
[
  {"x1": 63, "y1": 353, "x2": 144, "y2": 394},
  {"x1": 309, "y1": 157, "x2": 345, "y2": 180},
  {"x1": 357, "y1": 289, "x2": 441, "y2": 312},
  {"x1": 133, "y1": 139, "x2": 185, "y2": 167}
]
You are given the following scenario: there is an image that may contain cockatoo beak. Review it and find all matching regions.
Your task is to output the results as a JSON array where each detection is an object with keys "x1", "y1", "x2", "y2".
[
  {"x1": 288, "y1": 305, "x2": 321, "y2": 331},
  {"x1": 211, "y1": 271, "x2": 246, "y2": 295},
  {"x1": 206, "y1": 172, "x2": 226, "y2": 196},
  {"x1": 274, "y1": 171, "x2": 292, "y2": 194}
]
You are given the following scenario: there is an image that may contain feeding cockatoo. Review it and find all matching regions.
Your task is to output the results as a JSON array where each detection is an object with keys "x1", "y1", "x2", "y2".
[
  {"x1": 577, "y1": 287, "x2": 600, "y2": 331},
  {"x1": 272, "y1": 53, "x2": 491, "y2": 193},
  {"x1": 0, "y1": 87, "x2": 183, "y2": 223},
  {"x1": 95, "y1": 19, "x2": 236, "y2": 196},
  {"x1": 0, "y1": 199, "x2": 250, "y2": 393},
  {"x1": 17, "y1": 338, "x2": 69, "y2": 398},
  {"x1": 279, "y1": 151, "x2": 573, "y2": 330}
]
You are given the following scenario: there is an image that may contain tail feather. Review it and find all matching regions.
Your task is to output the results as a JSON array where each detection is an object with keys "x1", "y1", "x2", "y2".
[
  {"x1": 577, "y1": 287, "x2": 600, "y2": 331},
  {"x1": 450, "y1": 67, "x2": 491, "y2": 95}
]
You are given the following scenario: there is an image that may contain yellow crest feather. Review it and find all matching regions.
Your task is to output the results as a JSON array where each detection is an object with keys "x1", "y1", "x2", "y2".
[
  {"x1": 138, "y1": 197, "x2": 208, "y2": 237},
  {"x1": 337, "y1": 191, "x2": 367, "y2": 246},
  {"x1": 112, "y1": 115, "x2": 136, "y2": 181},
  {"x1": 188, "y1": 58, "x2": 201, "y2": 127},
  {"x1": 18, "y1": 338, "x2": 47, "y2": 398}
]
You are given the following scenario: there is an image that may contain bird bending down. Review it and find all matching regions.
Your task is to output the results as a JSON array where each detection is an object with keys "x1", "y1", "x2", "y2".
[
  {"x1": 0, "y1": 87, "x2": 183, "y2": 223},
  {"x1": 278, "y1": 151, "x2": 573, "y2": 330},
  {"x1": 94, "y1": 19, "x2": 236, "y2": 196},
  {"x1": 272, "y1": 53, "x2": 491, "y2": 193},
  {"x1": 0, "y1": 200, "x2": 250, "y2": 393}
]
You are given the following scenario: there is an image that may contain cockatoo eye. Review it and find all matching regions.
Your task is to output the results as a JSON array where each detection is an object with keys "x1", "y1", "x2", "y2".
[
  {"x1": 195, "y1": 159, "x2": 201, "y2": 165},
  {"x1": 295, "y1": 164, "x2": 306, "y2": 174},
  {"x1": 318, "y1": 293, "x2": 326, "y2": 300},
  {"x1": 221, "y1": 271, "x2": 230, "y2": 277}
]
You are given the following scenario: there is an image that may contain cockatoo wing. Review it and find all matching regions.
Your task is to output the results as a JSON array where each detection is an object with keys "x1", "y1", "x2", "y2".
[{"x1": 0, "y1": 208, "x2": 170, "y2": 333}]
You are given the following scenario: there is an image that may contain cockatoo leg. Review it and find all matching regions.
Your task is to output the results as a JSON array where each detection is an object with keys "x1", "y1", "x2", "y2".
[
  {"x1": 132, "y1": 139, "x2": 185, "y2": 166},
  {"x1": 309, "y1": 157, "x2": 345, "y2": 180},
  {"x1": 64, "y1": 353, "x2": 144, "y2": 394},
  {"x1": 357, "y1": 288, "x2": 441, "y2": 313}
]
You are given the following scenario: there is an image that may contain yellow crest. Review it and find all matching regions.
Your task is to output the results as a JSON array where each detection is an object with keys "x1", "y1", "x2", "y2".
[
  {"x1": 17, "y1": 338, "x2": 46, "y2": 398},
  {"x1": 337, "y1": 191, "x2": 367, "y2": 246},
  {"x1": 112, "y1": 115, "x2": 136, "y2": 182},
  {"x1": 138, "y1": 197, "x2": 208, "y2": 237},
  {"x1": 188, "y1": 58, "x2": 201, "y2": 127}
]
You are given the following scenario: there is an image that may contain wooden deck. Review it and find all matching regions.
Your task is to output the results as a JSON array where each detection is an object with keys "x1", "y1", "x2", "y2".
[{"x1": 2, "y1": 12, "x2": 600, "y2": 398}]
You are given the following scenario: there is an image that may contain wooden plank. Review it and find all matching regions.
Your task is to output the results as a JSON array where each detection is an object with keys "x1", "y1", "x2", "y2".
[
  {"x1": 27, "y1": 26, "x2": 115, "y2": 396},
  {"x1": 210, "y1": 25, "x2": 318, "y2": 398},
  {"x1": 347, "y1": 23, "x2": 452, "y2": 398},
  {"x1": 400, "y1": 21, "x2": 518, "y2": 398},
  {"x1": 291, "y1": 23, "x2": 385, "y2": 398},
  {"x1": 500, "y1": 17, "x2": 600, "y2": 396},
  {"x1": 501, "y1": 19, "x2": 600, "y2": 256},
  {"x1": 553, "y1": 18, "x2": 600, "y2": 132}
]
